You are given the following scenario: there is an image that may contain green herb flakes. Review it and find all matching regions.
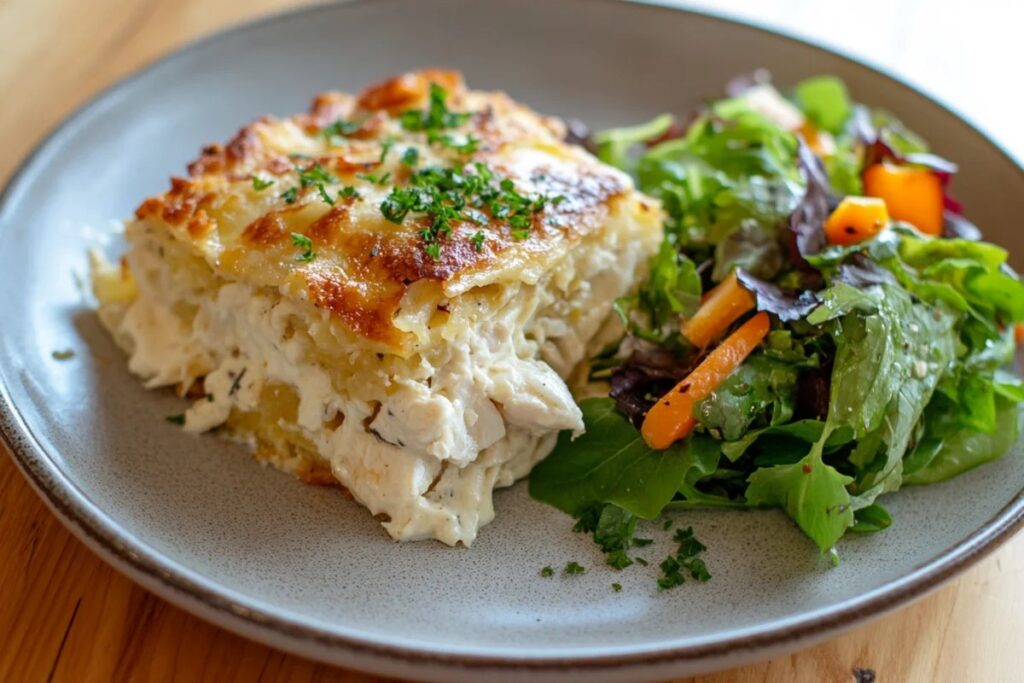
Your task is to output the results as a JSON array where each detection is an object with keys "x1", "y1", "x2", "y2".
[
  {"x1": 470, "y1": 231, "x2": 486, "y2": 252},
  {"x1": 322, "y1": 119, "x2": 360, "y2": 142},
  {"x1": 251, "y1": 175, "x2": 274, "y2": 191},
  {"x1": 290, "y1": 232, "x2": 316, "y2": 262},
  {"x1": 400, "y1": 83, "x2": 471, "y2": 132},
  {"x1": 401, "y1": 147, "x2": 420, "y2": 167},
  {"x1": 297, "y1": 163, "x2": 337, "y2": 188},
  {"x1": 564, "y1": 561, "x2": 586, "y2": 576},
  {"x1": 317, "y1": 184, "x2": 335, "y2": 206}
]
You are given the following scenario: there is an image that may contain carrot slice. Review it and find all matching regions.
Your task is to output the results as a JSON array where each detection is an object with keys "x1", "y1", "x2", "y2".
[
  {"x1": 681, "y1": 272, "x2": 757, "y2": 349},
  {"x1": 824, "y1": 196, "x2": 890, "y2": 245},
  {"x1": 643, "y1": 312, "x2": 771, "y2": 449},
  {"x1": 863, "y1": 162, "x2": 943, "y2": 236},
  {"x1": 1015, "y1": 323, "x2": 1024, "y2": 346}
]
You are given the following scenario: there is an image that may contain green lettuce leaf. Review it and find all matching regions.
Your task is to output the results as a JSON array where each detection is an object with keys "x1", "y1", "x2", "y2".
[
  {"x1": 904, "y1": 397, "x2": 1020, "y2": 485},
  {"x1": 614, "y1": 239, "x2": 702, "y2": 343},
  {"x1": 793, "y1": 76, "x2": 852, "y2": 135},
  {"x1": 694, "y1": 355, "x2": 798, "y2": 440},
  {"x1": 634, "y1": 111, "x2": 802, "y2": 281},
  {"x1": 595, "y1": 113, "x2": 674, "y2": 172}
]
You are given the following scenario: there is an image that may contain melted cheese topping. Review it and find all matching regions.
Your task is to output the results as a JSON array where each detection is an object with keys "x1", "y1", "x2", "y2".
[
  {"x1": 133, "y1": 69, "x2": 637, "y2": 354},
  {"x1": 92, "y1": 71, "x2": 662, "y2": 545}
]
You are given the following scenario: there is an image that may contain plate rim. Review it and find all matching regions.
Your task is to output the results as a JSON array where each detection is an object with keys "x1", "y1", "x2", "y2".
[{"x1": 1, "y1": 0, "x2": 1022, "y2": 673}]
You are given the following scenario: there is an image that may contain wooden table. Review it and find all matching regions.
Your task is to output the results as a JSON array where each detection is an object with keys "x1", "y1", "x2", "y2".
[{"x1": 2, "y1": 1, "x2": 1022, "y2": 681}]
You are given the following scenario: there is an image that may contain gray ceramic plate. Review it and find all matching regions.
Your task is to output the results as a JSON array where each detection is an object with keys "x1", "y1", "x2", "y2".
[{"x1": 1, "y1": 1, "x2": 1022, "y2": 681}]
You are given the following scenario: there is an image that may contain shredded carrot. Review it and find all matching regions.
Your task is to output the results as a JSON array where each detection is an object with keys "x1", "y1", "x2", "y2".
[
  {"x1": 1015, "y1": 323, "x2": 1024, "y2": 346},
  {"x1": 863, "y1": 162, "x2": 943, "y2": 236},
  {"x1": 681, "y1": 272, "x2": 756, "y2": 349},
  {"x1": 643, "y1": 312, "x2": 771, "y2": 449},
  {"x1": 824, "y1": 196, "x2": 890, "y2": 245}
]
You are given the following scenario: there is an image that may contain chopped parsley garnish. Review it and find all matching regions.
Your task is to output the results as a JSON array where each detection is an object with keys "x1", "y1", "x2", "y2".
[
  {"x1": 428, "y1": 131, "x2": 480, "y2": 155},
  {"x1": 379, "y1": 161, "x2": 550, "y2": 259},
  {"x1": 317, "y1": 184, "x2": 335, "y2": 206},
  {"x1": 400, "y1": 83, "x2": 471, "y2": 132},
  {"x1": 423, "y1": 242, "x2": 442, "y2": 260},
  {"x1": 290, "y1": 232, "x2": 316, "y2": 262},
  {"x1": 322, "y1": 119, "x2": 360, "y2": 143},
  {"x1": 612, "y1": 582, "x2": 623, "y2": 593},
  {"x1": 51, "y1": 349, "x2": 75, "y2": 361},
  {"x1": 673, "y1": 526, "x2": 707, "y2": 557},
  {"x1": 379, "y1": 137, "x2": 395, "y2": 164},
  {"x1": 540, "y1": 565, "x2": 554, "y2": 578},
  {"x1": 358, "y1": 171, "x2": 391, "y2": 186},
  {"x1": 339, "y1": 185, "x2": 361, "y2": 200},
  {"x1": 470, "y1": 231, "x2": 486, "y2": 252},
  {"x1": 251, "y1": 175, "x2": 274, "y2": 191},
  {"x1": 635, "y1": 557, "x2": 649, "y2": 566},
  {"x1": 657, "y1": 526, "x2": 711, "y2": 590},
  {"x1": 564, "y1": 561, "x2": 586, "y2": 576},
  {"x1": 606, "y1": 550, "x2": 633, "y2": 570},
  {"x1": 401, "y1": 147, "x2": 420, "y2": 167},
  {"x1": 657, "y1": 557, "x2": 686, "y2": 590},
  {"x1": 662, "y1": 519, "x2": 673, "y2": 531},
  {"x1": 297, "y1": 163, "x2": 337, "y2": 188},
  {"x1": 165, "y1": 414, "x2": 185, "y2": 426},
  {"x1": 281, "y1": 187, "x2": 298, "y2": 204},
  {"x1": 633, "y1": 537, "x2": 654, "y2": 547}
]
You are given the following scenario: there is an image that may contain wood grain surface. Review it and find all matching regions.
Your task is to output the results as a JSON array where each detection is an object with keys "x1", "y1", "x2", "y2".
[{"x1": 1, "y1": 1, "x2": 1022, "y2": 681}]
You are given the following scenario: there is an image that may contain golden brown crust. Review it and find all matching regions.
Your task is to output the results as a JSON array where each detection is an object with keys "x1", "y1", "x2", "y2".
[{"x1": 130, "y1": 70, "x2": 636, "y2": 349}]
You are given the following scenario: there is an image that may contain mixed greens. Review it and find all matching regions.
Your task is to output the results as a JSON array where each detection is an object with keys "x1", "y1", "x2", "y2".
[{"x1": 530, "y1": 74, "x2": 1024, "y2": 566}]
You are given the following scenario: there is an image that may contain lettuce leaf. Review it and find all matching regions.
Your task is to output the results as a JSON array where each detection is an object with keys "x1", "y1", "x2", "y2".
[
  {"x1": 904, "y1": 397, "x2": 1019, "y2": 485},
  {"x1": 613, "y1": 239, "x2": 702, "y2": 343},
  {"x1": 694, "y1": 355, "x2": 798, "y2": 441},
  {"x1": 793, "y1": 76, "x2": 852, "y2": 135},
  {"x1": 594, "y1": 114, "x2": 675, "y2": 173},
  {"x1": 634, "y1": 111, "x2": 803, "y2": 281}
]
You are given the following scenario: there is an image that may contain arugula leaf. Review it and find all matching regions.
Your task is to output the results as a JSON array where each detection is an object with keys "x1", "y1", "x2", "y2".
[
  {"x1": 529, "y1": 398, "x2": 719, "y2": 518},
  {"x1": 745, "y1": 442, "x2": 854, "y2": 553}
]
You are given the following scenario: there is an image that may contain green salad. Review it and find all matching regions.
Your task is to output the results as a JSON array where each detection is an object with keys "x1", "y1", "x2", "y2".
[{"x1": 529, "y1": 74, "x2": 1024, "y2": 571}]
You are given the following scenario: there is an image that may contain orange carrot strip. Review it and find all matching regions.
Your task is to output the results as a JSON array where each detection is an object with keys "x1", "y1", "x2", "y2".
[
  {"x1": 643, "y1": 312, "x2": 771, "y2": 450},
  {"x1": 863, "y1": 162, "x2": 943, "y2": 236},
  {"x1": 824, "y1": 196, "x2": 890, "y2": 246},
  {"x1": 681, "y1": 272, "x2": 756, "y2": 349},
  {"x1": 1015, "y1": 323, "x2": 1024, "y2": 346}
]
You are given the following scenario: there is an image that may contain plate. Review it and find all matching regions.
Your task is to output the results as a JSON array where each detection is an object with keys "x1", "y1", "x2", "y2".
[{"x1": 1, "y1": 1, "x2": 1022, "y2": 681}]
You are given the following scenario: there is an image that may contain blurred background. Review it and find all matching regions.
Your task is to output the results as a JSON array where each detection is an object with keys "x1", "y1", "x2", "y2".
[{"x1": 2, "y1": 0, "x2": 1021, "y2": 187}]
